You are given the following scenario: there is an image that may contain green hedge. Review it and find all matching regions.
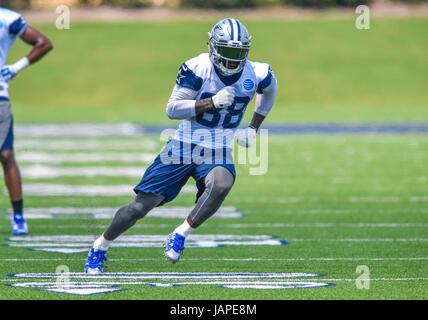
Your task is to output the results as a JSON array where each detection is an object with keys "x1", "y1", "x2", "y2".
[
  {"x1": 180, "y1": 0, "x2": 372, "y2": 8},
  {"x1": 0, "y1": 0, "x2": 426, "y2": 10},
  {"x1": 279, "y1": 0, "x2": 371, "y2": 7},
  {"x1": 180, "y1": 0, "x2": 266, "y2": 9}
]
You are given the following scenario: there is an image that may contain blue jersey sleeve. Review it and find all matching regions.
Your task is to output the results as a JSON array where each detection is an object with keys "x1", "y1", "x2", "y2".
[
  {"x1": 175, "y1": 63, "x2": 203, "y2": 91},
  {"x1": 1, "y1": 8, "x2": 27, "y2": 38},
  {"x1": 256, "y1": 66, "x2": 273, "y2": 94},
  {"x1": 9, "y1": 15, "x2": 27, "y2": 37}
]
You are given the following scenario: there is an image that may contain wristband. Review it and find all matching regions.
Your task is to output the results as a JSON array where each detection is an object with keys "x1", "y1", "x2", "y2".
[{"x1": 11, "y1": 57, "x2": 30, "y2": 74}]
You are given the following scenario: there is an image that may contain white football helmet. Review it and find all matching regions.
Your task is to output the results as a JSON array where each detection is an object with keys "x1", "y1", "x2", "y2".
[{"x1": 208, "y1": 18, "x2": 252, "y2": 76}]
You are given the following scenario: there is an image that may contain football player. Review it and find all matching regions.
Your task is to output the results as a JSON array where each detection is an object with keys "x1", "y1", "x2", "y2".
[
  {"x1": 85, "y1": 18, "x2": 277, "y2": 273},
  {"x1": 0, "y1": 8, "x2": 53, "y2": 235}
]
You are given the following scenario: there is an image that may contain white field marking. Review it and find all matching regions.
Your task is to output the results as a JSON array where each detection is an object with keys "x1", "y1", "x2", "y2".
[
  {"x1": 9, "y1": 240, "x2": 284, "y2": 248},
  {"x1": 8, "y1": 274, "x2": 428, "y2": 282},
  {"x1": 5, "y1": 206, "x2": 243, "y2": 220},
  {"x1": 9, "y1": 282, "x2": 125, "y2": 295},
  {"x1": 294, "y1": 278, "x2": 428, "y2": 282},
  {"x1": 225, "y1": 223, "x2": 428, "y2": 228},
  {"x1": 7, "y1": 234, "x2": 274, "y2": 242},
  {"x1": 237, "y1": 197, "x2": 301, "y2": 204},
  {"x1": 9, "y1": 281, "x2": 333, "y2": 292},
  {"x1": 411, "y1": 196, "x2": 428, "y2": 202},
  {"x1": 10, "y1": 281, "x2": 327, "y2": 287},
  {"x1": 1, "y1": 257, "x2": 427, "y2": 262},
  {"x1": 17, "y1": 152, "x2": 156, "y2": 164},
  {"x1": 16, "y1": 165, "x2": 146, "y2": 179},
  {"x1": 14, "y1": 123, "x2": 143, "y2": 137},
  {"x1": 348, "y1": 196, "x2": 402, "y2": 203},
  {"x1": 15, "y1": 138, "x2": 159, "y2": 151},
  {"x1": 18, "y1": 184, "x2": 197, "y2": 196},
  {"x1": 256, "y1": 208, "x2": 428, "y2": 215},
  {"x1": 4, "y1": 278, "x2": 428, "y2": 284},
  {"x1": 289, "y1": 238, "x2": 428, "y2": 242},
  {"x1": 218, "y1": 283, "x2": 331, "y2": 289},
  {"x1": 32, "y1": 248, "x2": 89, "y2": 254},
  {"x1": 21, "y1": 224, "x2": 172, "y2": 229},
  {"x1": 9, "y1": 272, "x2": 323, "y2": 280},
  {"x1": 5, "y1": 234, "x2": 286, "y2": 252}
]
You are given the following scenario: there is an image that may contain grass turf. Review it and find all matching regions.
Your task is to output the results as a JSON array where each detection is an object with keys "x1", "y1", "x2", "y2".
[
  {"x1": 0, "y1": 135, "x2": 427, "y2": 299},
  {"x1": 0, "y1": 16, "x2": 426, "y2": 300}
]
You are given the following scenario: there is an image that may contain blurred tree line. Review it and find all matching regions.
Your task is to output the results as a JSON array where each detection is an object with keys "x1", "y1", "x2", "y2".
[{"x1": 0, "y1": 0, "x2": 425, "y2": 10}]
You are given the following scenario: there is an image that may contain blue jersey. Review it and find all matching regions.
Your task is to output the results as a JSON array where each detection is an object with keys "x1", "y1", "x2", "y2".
[
  {"x1": 172, "y1": 53, "x2": 273, "y2": 151},
  {"x1": 0, "y1": 8, "x2": 27, "y2": 100}
]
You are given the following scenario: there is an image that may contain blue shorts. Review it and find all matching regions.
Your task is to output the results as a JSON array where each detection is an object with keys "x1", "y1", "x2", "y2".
[
  {"x1": 1, "y1": 118, "x2": 14, "y2": 150},
  {"x1": 134, "y1": 153, "x2": 235, "y2": 206}
]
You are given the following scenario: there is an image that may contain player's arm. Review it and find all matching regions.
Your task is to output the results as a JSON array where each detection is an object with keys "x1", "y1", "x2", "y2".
[
  {"x1": 237, "y1": 72, "x2": 278, "y2": 147},
  {"x1": 20, "y1": 25, "x2": 53, "y2": 64},
  {"x1": 166, "y1": 85, "x2": 235, "y2": 120},
  {"x1": 1, "y1": 25, "x2": 53, "y2": 81}
]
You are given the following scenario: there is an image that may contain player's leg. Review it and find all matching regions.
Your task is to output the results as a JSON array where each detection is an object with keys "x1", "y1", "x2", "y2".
[
  {"x1": 85, "y1": 152, "x2": 194, "y2": 273},
  {"x1": 164, "y1": 166, "x2": 234, "y2": 263},
  {"x1": 104, "y1": 192, "x2": 165, "y2": 242},
  {"x1": 0, "y1": 108, "x2": 26, "y2": 235},
  {"x1": 1, "y1": 149, "x2": 23, "y2": 203},
  {"x1": 85, "y1": 192, "x2": 164, "y2": 274}
]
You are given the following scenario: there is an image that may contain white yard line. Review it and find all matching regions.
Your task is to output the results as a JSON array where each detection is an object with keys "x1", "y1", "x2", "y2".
[
  {"x1": 15, "y1": 139, "x2": 159, "y2": 151},
  {"x1": 14, "y1": 123, "x2": 143, "y2": 137},
  {"x1": 1, "y1": 257, "x2": 427, "y2": 262},
  {"x1": 7, "y1": 234, "x2": 275, "y2": 242},
  {"x1": 4, "y1": 206, "x2": 243, "y2": 219},
  {"x1": 7, "y1": 272, "x2": 428, "y2": 282},
  {"x1": 16, "y1": 165, "x2": 146, "y2": 178},
  {"x1": 289, "y1": 238, "x2": 428, "y2": 242},
  {"x1": 3, "y1": 278, "x2": 427, "y2": 283},
  {"x1": 226, "y1": 223, "x2": 428, "y2": 228},
  {"x1": 250, "y1": 208, "x2": 428, "y2": 215},
  {"x1": 17, "y1": 152, "x2": 156, "y2": 164},
  {"x1": 18, "y1": 184, "x2": 196, "y2": 196},
  {"x1": 5, "y1": 234, "x2": 286, "y2": 251}
]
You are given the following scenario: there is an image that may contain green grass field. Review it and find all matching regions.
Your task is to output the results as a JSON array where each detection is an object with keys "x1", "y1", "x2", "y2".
[{"x1": 0, "y1": 16, "x2": 427, "y2": 300}]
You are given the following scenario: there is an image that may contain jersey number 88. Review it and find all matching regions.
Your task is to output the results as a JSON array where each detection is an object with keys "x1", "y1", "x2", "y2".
[{"x1": 196, "y1": 92, "x2": 251, "y2": 129}]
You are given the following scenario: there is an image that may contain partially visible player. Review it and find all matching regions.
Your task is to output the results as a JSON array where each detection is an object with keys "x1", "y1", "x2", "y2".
[
  {"x1": 85, "y1": 18, "x2": 277, "y2": 273},
  {"x1": 0, "y1": 8, "x2": 53, "y2": 235}
]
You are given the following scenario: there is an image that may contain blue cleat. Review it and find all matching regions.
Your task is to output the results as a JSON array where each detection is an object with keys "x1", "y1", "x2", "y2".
[
  {"x1": 85, "y1": 247, "x2": 107, "y2": 274},
  {"x1": 11, "y1": 213, "x2": 28, "y2": 235},
  {"x1": 163, "y1": 233, "x2": 185, "y2": 264}
]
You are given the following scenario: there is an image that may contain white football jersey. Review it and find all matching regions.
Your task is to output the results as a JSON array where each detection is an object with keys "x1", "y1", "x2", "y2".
[
  {"x1": 0, "y1": 8, "x2": 27, "y2": 100},
  {"x1": 172, "y1": 53, "x2": 273, "y2": 151}
]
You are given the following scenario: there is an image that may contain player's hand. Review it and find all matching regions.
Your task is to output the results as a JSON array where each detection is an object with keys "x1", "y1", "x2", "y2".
[
  {"x1": 237, "y1": 126, "x2": 257, "y2": 148},
  {"x1": 212, "y1": 87, "x2": 235, "y2": 109},
  {"x1": 1, "y1": 66, "x2": 17, "y2": 81}
]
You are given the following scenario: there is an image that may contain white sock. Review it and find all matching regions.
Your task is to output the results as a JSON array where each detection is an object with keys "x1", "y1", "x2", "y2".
[
  {"x1": 93, "y1": 233, "x2": 111, "y2": 251},
  {"x1": 173, "y1": 219, "x2": 195, "y2": 238}
]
